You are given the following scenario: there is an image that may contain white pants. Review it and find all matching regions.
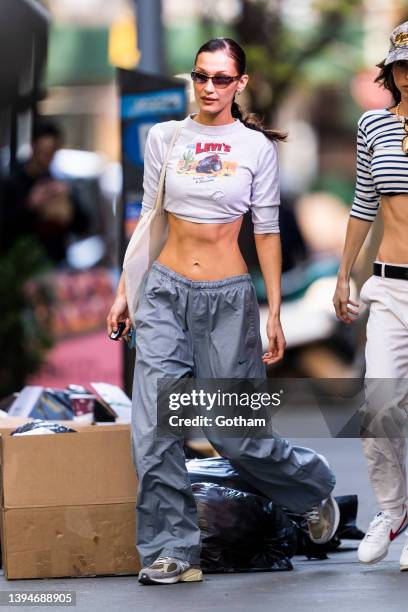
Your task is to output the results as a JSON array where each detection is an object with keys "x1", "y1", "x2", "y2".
[{"x1": 359, "y1": 265, "x2": 408, "y2": 513}]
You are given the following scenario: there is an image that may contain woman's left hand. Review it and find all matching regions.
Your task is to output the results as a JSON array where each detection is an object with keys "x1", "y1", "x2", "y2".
[{"x1": 262, "y1": 314, "x2": 286, "y2": 365}]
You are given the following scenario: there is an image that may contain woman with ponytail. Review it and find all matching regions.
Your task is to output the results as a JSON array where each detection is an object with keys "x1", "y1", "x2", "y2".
[{"x1": 107, "y1": 37, "x2": 338, "y2": 585}]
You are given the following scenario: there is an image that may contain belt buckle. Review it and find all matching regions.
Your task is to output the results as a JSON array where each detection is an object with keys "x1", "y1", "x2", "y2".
[{"x1": 381, "y1": 263, "x2": 385, "y2": 278}]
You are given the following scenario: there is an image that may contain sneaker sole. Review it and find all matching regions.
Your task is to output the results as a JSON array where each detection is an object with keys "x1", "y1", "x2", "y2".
[
  {"x1": 180, "y1": 568, "x2": 203, "y2": 582},
  {"x1": 310, "y1": 494, "x2": 341, "y2": 545},
  {"x1": 358, "y1": 549, "x2": 388, "y2": 565},
  {"x1": 138, "y1": 568, "x2": 203, "y2": 585}
]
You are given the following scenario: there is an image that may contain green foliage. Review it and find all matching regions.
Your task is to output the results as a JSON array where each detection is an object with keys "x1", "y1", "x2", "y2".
[
  {"x1": 237, "y1": 0, "x2": 364, "y2": 115},
  {"x1": 0, "y1": 237, "x2": 55, "y2": 398}
]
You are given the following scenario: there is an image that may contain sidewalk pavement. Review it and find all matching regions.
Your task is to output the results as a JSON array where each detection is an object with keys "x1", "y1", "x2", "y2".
[{"x1": 0, "y1": 439, "x2": 406, "y2": 612}]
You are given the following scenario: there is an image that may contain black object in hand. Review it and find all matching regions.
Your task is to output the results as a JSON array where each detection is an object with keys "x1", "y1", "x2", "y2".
[{"x1": 110, "y1": 321, "x2": 126, "y2": 340}]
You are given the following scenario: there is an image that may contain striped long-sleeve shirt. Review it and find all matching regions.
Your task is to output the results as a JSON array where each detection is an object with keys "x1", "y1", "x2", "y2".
[{"x1": 351, "y1": 108, "x2": 408, "y2": 222}]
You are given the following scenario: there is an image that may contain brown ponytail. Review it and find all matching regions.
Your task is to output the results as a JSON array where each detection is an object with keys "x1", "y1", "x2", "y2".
[{"x1": 231, "y1": 98, "x2": 287, "y2": 142}]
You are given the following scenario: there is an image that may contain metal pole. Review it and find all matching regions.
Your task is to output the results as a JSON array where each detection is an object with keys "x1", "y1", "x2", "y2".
[
  {"x1": 123, "y1": 1, "x2": 164, "y2": 395},
  {"x1": 133, "y1": 0, "x2": 163, "y2": 75}
]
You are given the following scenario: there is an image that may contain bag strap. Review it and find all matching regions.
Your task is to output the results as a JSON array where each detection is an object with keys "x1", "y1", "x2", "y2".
[{"x1": 153, "y1": 121, "x2": 183, "y2": 212}]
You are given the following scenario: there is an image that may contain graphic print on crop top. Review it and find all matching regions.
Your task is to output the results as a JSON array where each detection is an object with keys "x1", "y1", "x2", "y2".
[{"x1": 175, "y1": 140, "x2": 237, "y2": 184}]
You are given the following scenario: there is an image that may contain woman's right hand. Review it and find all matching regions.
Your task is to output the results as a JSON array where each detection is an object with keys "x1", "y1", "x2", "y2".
[
  {"x1": 332, "y1": 278, "x2": 359, "y2": 324},
  {"x1": 106, "y1": 293, "x2": 131, "y2": 341}
]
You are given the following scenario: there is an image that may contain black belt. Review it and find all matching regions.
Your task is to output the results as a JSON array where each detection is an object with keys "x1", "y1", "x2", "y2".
[{"x1": 373, "y1": 262, "x2": 408, "y2": 280}]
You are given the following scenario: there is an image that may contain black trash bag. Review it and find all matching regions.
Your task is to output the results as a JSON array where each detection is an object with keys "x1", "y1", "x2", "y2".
[
  {"x1": 334, "y1": 495, "x2": 365, "y2": 540},
  {"x1": 192, "y1": 482, "x2": 297, "y2": 573},
  {"x1": 187, "y1": 458, "x2": 365, "y2": 560},
  {"x1": 285, "y1": 511, "x2": 339, "y2": 560},
  {"x1": 11, "y1": 419, "x2": 77, "y2": 436},
  {"x1": 187, "y1": 457, "x2": 260, "y2": 495}
]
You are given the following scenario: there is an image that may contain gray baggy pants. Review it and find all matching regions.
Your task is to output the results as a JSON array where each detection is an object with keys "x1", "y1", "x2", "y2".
[{"x1": 131, "y1": 261, "x2": 336, "y2": 566}]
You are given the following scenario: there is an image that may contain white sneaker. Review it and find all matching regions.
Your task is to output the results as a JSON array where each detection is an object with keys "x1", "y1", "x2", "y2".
[
  {"x1": 400, "y1": 533, "x2": 408, "y2": 571},
  {"x1": 358, "y1": 509, "x2": 408, "y2": 565},
  {"x1": 303, "y1": 494, "x2": 340, "y2": 544},
  {"x1": 138, "y1": 556, "x2": 203, "y2": 585}
]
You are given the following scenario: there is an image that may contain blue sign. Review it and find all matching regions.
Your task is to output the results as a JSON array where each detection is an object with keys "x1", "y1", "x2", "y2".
[
  {"x1": 125, "y1": 200, "x2": 142, "y2": 221},
  {"x1": 123, "y1": 120, "x2": 155, "y2": 167},
  {"x1": 121, "y1": 88, "x2": 186, "y2": 120}
]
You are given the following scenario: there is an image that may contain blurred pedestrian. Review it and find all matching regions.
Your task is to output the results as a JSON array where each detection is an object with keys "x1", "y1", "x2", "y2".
[
  {"x1": 0, "y1": 121, "x2": 89, "y2": 264},
  {"x1": 333, "y1": 20, "x2": 408, "y2": 572}
]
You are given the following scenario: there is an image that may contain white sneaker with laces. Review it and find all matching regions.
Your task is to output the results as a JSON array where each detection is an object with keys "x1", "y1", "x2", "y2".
[
  {"x1": 303, "y1": 494, "x2": 340, "y2": 544},
  {"x1": 138, "y1": 556, "x2": 203, "y2": 585},
  {"x1": 399, "y1": 533, "x2": 408, "y2": 571},
  {"x1": 358, "y1": 509, "x2": 408, "y2": 565}
]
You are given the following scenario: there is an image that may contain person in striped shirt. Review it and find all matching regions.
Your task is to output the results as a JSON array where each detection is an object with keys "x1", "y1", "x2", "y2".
[{"x1": 333, "y1": 20, "x2": 408, "y2": 572}]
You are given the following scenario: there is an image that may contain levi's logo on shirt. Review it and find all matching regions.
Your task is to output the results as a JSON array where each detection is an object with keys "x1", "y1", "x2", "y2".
[
  {"x1": 175, "y1": 142, "x2": 237, "y2": 180},
  {"x1": 195, "y1": 142, "x2": 231, "y2": 154}
]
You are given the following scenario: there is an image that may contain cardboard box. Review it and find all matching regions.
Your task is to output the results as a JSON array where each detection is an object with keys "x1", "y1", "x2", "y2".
[{"x1": 0, "y1": 425, "x2": 140, "y2": 579}]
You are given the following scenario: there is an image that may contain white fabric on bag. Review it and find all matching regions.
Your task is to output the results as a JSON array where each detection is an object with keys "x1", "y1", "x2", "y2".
[{"x1": 123, "y1": 121, "x2": 183, "y2": 326}]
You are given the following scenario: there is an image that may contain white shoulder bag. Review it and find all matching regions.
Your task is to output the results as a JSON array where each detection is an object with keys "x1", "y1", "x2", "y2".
[{"x1": 123, "y1": 121, "x2": 182, "y2": 327}]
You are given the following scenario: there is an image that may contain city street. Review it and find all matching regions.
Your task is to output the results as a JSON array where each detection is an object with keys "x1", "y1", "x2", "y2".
[
  {"x1": 2, "y1": 2, "x2": 408, "y2": 611},
  {"x1": 1, "y1": 438, "x2": 407, "y2": 611}
]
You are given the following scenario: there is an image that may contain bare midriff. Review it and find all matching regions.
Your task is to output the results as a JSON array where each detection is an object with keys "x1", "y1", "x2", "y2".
[
  {"x1": 156, "y1": 212, "x2": 248, "y2": 280},
  {"x1": 377, "y1": 194, "x2": 408, "y2": 263}
]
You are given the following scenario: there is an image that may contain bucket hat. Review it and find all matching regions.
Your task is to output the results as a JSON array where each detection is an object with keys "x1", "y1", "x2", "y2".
[{"x1": 384, "y1": 21, "x2": 408, "y2": 65}]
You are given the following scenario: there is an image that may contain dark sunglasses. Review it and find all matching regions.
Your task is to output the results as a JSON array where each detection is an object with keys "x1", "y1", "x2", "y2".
[{"x1": 190, "y1": 70, "x2": 241, "y2": 89}]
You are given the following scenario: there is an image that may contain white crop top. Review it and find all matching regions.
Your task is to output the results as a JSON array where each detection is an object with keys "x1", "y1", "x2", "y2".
[{"x1": 140, "y1": 113, "x2": 280, "y2": 234}]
